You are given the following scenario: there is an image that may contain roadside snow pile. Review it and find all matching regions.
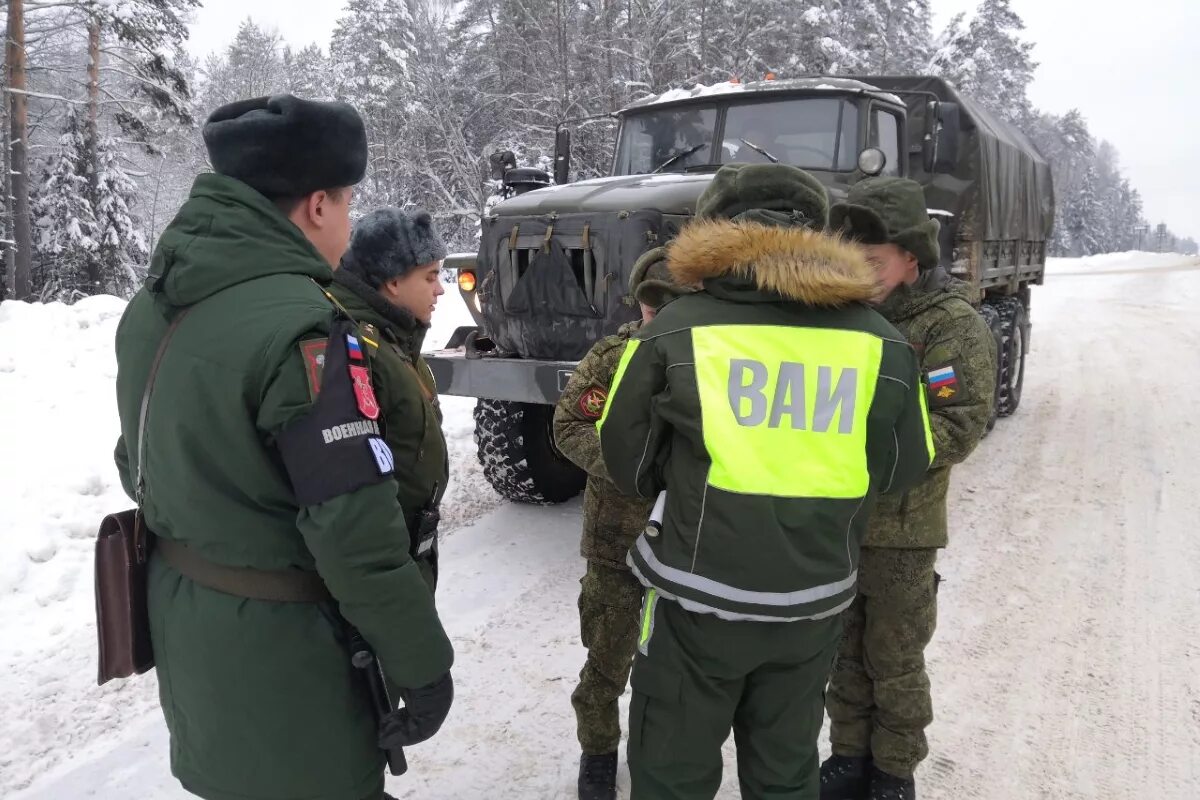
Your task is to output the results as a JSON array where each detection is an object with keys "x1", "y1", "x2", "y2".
[
  {"x1": 1046, "y1": 250, "x2": 1199, "y2": 274},
  {"x1": 0, "y1": 288, "x2": 497, "y2": 795}
]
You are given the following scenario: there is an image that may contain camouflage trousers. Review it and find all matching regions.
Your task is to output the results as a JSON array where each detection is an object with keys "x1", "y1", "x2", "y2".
[
  {"x1": 826, "y1": 546, "x2": 939, "y2": 779},
  {"x1": 571, "y1": 561, "x2": 644, "y2": 754}
]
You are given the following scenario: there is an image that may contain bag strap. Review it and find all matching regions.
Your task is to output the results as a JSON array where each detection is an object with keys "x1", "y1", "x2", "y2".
[{"x1": 134, "y1": 308, "x2": 192, "y2": 506}]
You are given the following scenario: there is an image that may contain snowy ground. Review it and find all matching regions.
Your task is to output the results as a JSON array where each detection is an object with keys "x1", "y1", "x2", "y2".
[{"x1": 3, "y1": 251, "x2": 1199, "y2": 799}]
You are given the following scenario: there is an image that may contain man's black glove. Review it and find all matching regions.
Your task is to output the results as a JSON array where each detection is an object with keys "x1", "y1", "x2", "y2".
[{"x1": 378, "y1": 672, "x2": 454, "y2": 747}]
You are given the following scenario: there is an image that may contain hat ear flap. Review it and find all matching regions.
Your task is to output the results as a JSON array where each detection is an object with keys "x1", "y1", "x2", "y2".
[{"x1": 829, "y1": 203, "x2": 889, "y2": 244}]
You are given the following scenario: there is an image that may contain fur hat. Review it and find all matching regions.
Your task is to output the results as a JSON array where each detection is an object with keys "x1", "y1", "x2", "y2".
[
  {"x1": 202, "y1": 94, "x2": 368, "y2": 198},
  {"x1": 695, "y1": 163, "x2": 830, "y2": 230},
  {"x1": 339, "y1": 208, "x2": 448, "y2": 288},
  {"x1": 629, "y1": 247, "x2": 693, "y2": 309},
  {"x1": 829, "y1": 177, "x2": 940, "y2": 269}
]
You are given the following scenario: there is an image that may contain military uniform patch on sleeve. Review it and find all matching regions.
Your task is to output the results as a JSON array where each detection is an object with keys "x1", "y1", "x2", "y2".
[
  {"x1": 276, "y1": 318, "x2": 396, "y2": 507},
  {"x1": 349, "y1": 364, "x2": 381, "y2": 420},
  {"x1": 927, "y1": 362, "x2": 961, "y2": 407},
  {"x1": 576, "y1": 384, "x2": 608, "y2": 420},
  {"x1": 300, "y1": 338, "x2": 328, "y2": 401},
  {"x1": 367, "y1": 436, "x2": 395, "y2": 476}
]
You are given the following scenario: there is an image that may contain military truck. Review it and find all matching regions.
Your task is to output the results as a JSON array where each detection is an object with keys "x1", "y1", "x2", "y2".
[{"x1": 426, "y1": 75, "x2": 1055, "y2": 504}]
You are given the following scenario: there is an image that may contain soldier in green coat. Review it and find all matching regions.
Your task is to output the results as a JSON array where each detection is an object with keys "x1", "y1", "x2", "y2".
[
  {"x1": 113, "y1": 96, "x2": 453, "y2": 800},
  {"x1": 329, "y1": 208, "x2": 450, "y2": 593},
  {"x1": 598, "y1": 164, "x2": 936, "y2": 800},
  {"x1": 553, "y1": 248, "x2": 694, "y2": 800},
  {"x1": 820, "y1": 178, "x2": 997, "y2": 800}
]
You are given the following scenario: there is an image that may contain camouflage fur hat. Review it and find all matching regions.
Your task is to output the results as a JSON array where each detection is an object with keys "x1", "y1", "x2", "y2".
[
  {"x1": 830, "y1": 177, "x2": 940, "y2": 269},
  {"x1": 695, "y1": 163, "x2": 829, "y2": 231},
  {"x1": 629, "y1": 246, "x2": 692, "y2": 309}
]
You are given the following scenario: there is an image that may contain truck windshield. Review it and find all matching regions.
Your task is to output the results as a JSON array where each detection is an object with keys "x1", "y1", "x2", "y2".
[
  {"x1": 614, "y1": 97, "x2": 860, "y2": 175},
  {"x1": 614, "y1": 106, "x2": 718, "y2": 175}
]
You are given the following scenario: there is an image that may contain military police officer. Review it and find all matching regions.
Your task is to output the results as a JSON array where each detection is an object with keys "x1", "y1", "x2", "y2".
[
  {"x1": 553, "y1": 248, "x2": 693, "y2": 800},
  {"x1": 820, "y1": 177, "x2": 997, "y2": 800},
  {"x1": 330, "y1": 207, "x2": 450, "y2": 593},
  {"x1": 598, "y1": 163, "x2": 936, "y2": 800},
  {"x1": 113, "y1": 96, "x2": 453, "y2": 800}
]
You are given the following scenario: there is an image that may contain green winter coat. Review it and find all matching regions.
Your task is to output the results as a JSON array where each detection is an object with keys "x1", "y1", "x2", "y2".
[
  {"x1": 599, "y1": 220, "x2": 935, "y2": 623},
  {"x1": 113, "y1": 174, "x2": 453, "y2": 800},
  {"x1": 864, "y1": 267, "x2": 997, "y2": 548},
  {"x1": 328, "y1": 270, "x2": 448, "y2": 591},
  {"x1": 553, "y1": 320, "x2": 654, "y2": 570}
]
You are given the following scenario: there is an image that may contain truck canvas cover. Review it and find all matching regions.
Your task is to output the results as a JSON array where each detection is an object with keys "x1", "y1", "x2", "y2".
[{"x1": 865, "y1": 76, "x2": 1055, "y2": 243}]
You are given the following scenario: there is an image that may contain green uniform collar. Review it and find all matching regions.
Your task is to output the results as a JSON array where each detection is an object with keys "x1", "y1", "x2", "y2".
[
  {"x1": 876, "y1": 267, "x2": 973, "y2": 322},
  {"x1": 329, "y1": 269, "x2": 429, "y2": 357}
]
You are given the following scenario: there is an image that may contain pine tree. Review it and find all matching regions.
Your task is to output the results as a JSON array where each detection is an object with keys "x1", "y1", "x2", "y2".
[
  {"x1": 194, "y1": 17, "x2": 286, "y2": 121},
  {"x1": 331, "y1": 0, "x2": 421, "y2": 209},
  {"x1": 31, "y1": 109, "x2": 146, "y2": 300},
  {"x1": 31, "y1": 110, "x2": 95, "y2": 300},
  {"x1": 283, "y1": 44, "x2": 333, "y2": 100},
  {"x1": 92, "y1": 130, "x2": 149, "y2": 293},
  {"x1": 97, "y1": 0, "x2": 200, "y2": 145},
  {"x1": 932, "y1": 0, "x2": 1035, "y2": 125}
]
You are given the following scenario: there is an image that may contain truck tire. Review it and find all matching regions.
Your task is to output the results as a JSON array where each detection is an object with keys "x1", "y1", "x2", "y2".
[
  {"x1": 979, "y1": 303, "x2": 1004, "y2": 432},
  {"x1": 993, "y1": 297, "x2": 1027, "y2": 417},
  {"x1": 474, "y1": 399, "x2": 586, "y2": 504}
]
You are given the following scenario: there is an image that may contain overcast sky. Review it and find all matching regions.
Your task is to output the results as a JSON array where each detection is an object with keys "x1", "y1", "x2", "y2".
[{"x1": 187, "y1": 0, "x2": 1199, "y2": 240}]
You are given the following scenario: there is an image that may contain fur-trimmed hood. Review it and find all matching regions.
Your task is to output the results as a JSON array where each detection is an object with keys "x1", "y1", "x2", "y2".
[{"x1": 666, "y1": 219, "x2": 879, "y2": 307}]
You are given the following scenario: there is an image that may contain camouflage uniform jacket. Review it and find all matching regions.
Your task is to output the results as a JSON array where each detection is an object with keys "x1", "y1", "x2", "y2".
[
  {"x1": 553, "y1": 320, "x2": 654, "y2": 570},
  {"x1": 865, "y1": 267, "x2": 997, "y2": 548}
]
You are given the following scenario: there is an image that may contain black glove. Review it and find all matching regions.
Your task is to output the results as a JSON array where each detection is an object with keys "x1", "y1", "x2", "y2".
[{"x1": 378, "y1": 672, "x2": 454, "y2": 747}]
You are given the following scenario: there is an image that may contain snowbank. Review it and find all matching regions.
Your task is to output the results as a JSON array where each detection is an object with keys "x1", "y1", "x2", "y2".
[
  {"x1": 0, "y1": 286, "x2": 498, "y2": 795},
  {"x1": 1045, "y1": 250, "x2": 1200, "y2": 275}
]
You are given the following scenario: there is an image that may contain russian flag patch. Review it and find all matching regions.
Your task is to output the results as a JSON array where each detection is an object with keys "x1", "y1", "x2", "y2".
[
  {"x1": 346, "y1": 334, "x2": 364, "y2": 361},
  {"x1": 928, "y1": 365, "x2": 957, "y2": 388}
]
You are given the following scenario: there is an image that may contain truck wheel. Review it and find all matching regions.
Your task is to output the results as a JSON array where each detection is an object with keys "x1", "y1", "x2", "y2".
[
  {"x1": 979, "y1": 303, "x2": 1004, "y2": 432},
  {"x1": 474, "y1": 399, "x2": 586, "y2": 504},
  {"x1": 994, "y1": 297, "x2": 1027, "y2": 417}
]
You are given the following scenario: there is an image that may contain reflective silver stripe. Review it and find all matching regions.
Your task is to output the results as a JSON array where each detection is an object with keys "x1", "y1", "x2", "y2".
[
  {"x1": 628, "y1": 558, "x2": 855, "y2": 623},
  {"x1": 633, "y1": 536, "x2": 857, "y2": 607},
  {"x1": 417, "y1": 536, "x2": 436, "y2": 556}
]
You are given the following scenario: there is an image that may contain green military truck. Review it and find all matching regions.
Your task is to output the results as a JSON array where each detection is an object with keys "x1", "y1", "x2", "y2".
[{"x1": 426, "y1": 75, "x2": 1055, "y2": 504}]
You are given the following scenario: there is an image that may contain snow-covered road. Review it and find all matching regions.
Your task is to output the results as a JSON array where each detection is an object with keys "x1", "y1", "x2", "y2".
[{"x1": 4, "y1": 252, "x2": 1200, "y2": 799}]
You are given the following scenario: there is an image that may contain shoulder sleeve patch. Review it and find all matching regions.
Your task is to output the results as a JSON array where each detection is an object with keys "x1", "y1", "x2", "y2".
[
  {"x1": 299, "y1": 338, "x2": 327, "y2": 402},
  {"x1": 926, "y1": 361, "x2": 962, "y2": 408},
  {"x1": 277, "y1": 319, "x2": 394, "y2": 506},
  {"x1": 575, "y1": 383, "x2": 609, "y2": 420}
]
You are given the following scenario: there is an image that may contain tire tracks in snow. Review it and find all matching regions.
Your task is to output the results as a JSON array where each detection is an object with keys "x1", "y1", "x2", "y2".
[{"x1": 921, "y1": 268, "x2": 1200, "y2": 799}]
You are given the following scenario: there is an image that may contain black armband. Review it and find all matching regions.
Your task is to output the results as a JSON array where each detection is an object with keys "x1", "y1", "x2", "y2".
[{"x1": 277, "y1": 318, "x2": 395, "y2": 506}]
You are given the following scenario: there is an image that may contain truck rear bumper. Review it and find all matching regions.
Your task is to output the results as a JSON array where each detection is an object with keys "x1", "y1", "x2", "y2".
[{"x1": 424, "y1": 349, "x2": 579, "y2": 406}]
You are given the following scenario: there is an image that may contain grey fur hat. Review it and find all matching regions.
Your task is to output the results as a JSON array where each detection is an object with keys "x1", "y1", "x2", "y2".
[
  {"x1": 202, "y1": 94, "x2": 367, "y2": 199},
  {"x1": 339, "y1": 207, "x2": 448, "y2": 288}
]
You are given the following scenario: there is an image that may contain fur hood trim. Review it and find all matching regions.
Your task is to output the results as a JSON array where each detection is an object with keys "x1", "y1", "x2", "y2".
[{"x1": 666, "y1": 219, "x2": 879, "y2": 306}]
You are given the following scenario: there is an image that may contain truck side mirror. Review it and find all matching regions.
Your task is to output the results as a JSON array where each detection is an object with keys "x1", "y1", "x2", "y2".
[
  {"x1": 928, "y1": 101, "x2": 960, "y2": 174},
  {"x1": 554, "y1": 127, "x2": 571, "y2": 185}
]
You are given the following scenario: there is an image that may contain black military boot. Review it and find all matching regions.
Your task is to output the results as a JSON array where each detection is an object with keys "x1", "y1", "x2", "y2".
[
  {"x1": 869, "y1": 766, "x2": 916, "y2": 800},
  {"x1": 820, "y1": 754, "x2": 872, "y2": 799},
  {"x1": 578, "y1": 752, "x2": 618, "y2": 800}
]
